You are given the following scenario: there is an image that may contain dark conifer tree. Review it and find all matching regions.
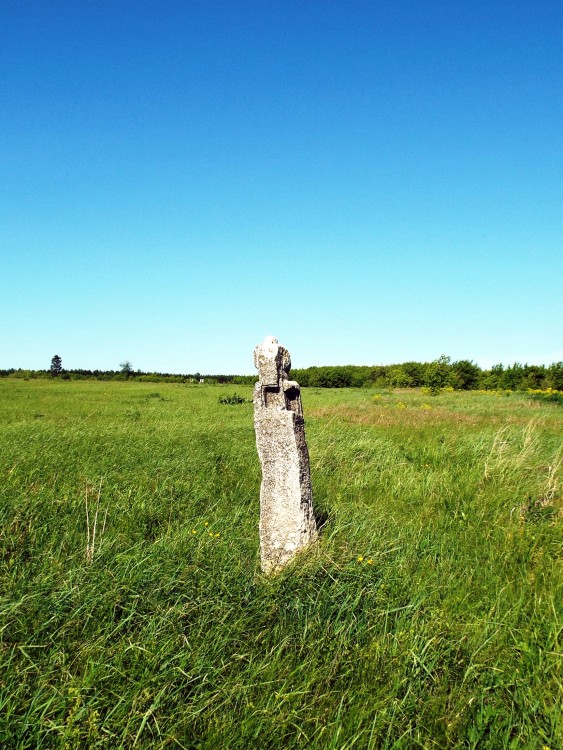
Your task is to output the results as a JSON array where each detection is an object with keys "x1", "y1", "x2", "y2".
[{"x1": 50, "y1": 354, "x2": 63, "y2": 377}]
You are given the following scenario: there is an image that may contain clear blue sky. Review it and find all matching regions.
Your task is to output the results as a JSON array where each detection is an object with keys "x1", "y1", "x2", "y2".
[{"x1": 2, "y1": 1, "x2": 562, "y2": 374}]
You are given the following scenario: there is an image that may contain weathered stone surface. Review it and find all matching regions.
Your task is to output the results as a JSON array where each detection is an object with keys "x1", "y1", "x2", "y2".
[{"x1": 253, "y1": 336, "x2": 317, "y2": 573}]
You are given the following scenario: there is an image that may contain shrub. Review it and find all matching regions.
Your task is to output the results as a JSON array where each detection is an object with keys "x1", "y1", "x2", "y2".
[
  {"x1": 528, "y1": 388, "x2": 563, "y2": 405},
  {"x1": 218, "y1": 393, "x2": 250, "y2": 405},
  {"x1": 424, "y1": 356, "x2": 453, "y2": 395}
]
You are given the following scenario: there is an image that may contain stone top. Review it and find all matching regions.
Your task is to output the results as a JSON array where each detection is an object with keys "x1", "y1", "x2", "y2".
[{"x1": 253, "y1": 336, "x2": 291, "y2": 388}]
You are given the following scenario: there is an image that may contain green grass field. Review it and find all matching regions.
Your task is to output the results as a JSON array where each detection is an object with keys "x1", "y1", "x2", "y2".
[{"x1": 1, "y1": 380, "x2": 561, "y2": 749}]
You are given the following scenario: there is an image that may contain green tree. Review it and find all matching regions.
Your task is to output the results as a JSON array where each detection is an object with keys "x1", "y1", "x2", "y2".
[
  {"x1": 424, "y1": 355, "x2": 452, "y2": 395},
  {"x1": 452, "y1": 360, "x2": 481, "y2": 390},
  {"x1": 481, "y1": 363, "x2": 504, "y2": 390},
  {"x1": 50, "y1": 354, "x2": 63, "y2": 377},
  {"x1": 521, "y1": 364, "x2": 547, "y2": 390},
  {"x1": 119, "y1": 361, "x2": 133, "y2": 379},
  {"x1": 546, "y1": 362, "x2": 563, "y2": 390},
  {"x1": 502, "y1": 362, "x2": 524, "y2": 390}
]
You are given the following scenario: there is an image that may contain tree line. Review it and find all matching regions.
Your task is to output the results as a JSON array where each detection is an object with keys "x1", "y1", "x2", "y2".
[
  {"x1": 1, "y1": 355, "x2": 562, "y2": 391},
  {"x1": 291, "y1": 358, "x2": 563, "y2": 391},
  {"x1": 0, "y1": 367, "x2": 239, "y2": 385}
]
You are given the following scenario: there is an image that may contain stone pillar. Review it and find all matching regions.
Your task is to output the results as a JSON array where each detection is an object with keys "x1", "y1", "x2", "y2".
[{"x1": 253, "y1": 336, "x2": 317, "y2": 573}]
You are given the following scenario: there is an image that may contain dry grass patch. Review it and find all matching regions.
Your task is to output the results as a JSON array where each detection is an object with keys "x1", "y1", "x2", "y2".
[
  {"x1": 311, "y1": 404, "x2": 477, "y2": 427},
  {"x1": 308, "y1": 389, "x2": 563, "y2": 432}
]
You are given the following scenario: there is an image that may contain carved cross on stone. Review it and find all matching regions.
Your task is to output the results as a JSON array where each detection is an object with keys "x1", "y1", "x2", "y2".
[{"x1": 253, "y1": 336, "x2": 317, "y2": 573}]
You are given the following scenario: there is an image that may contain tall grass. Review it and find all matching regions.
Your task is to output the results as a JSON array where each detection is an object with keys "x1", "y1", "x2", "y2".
[{"x1": 0, "y1": 381, "x2": 561, "y2": 748}]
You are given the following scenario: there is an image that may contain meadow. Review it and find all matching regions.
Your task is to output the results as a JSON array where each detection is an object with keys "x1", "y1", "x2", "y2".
[{"x1": 0, "y1": 379, "x2": 561, "y2": 749}]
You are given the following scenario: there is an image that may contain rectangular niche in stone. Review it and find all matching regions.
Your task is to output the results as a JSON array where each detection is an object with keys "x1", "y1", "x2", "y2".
[{"x1": 253, "y1": 336, "x2": 317, "y2": 573}]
